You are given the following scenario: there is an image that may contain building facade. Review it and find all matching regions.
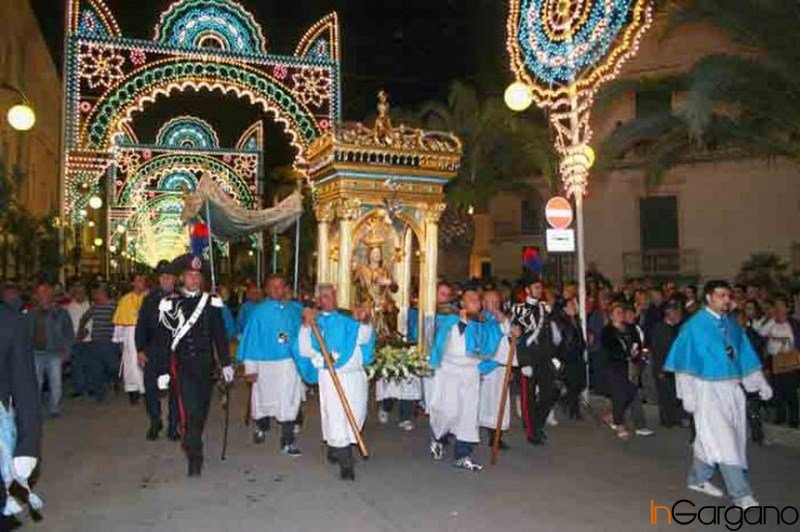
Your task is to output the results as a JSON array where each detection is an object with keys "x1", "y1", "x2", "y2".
[
  {"x1": 0, "y1": 0, "x2": 62, "y2": 277},
  {"x1": 475, "y1": 16, "x2": 800, "y2": 285}
]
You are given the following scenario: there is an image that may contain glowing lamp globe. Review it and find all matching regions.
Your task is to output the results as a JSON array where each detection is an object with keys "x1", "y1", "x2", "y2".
[
  {"x1": 116, "y1": 225, "x2": 126, "y2": 234},
  {"x1": 7, "y1": 104, "x2": 36, "y2": 131},
  {"x1": 93, "y1": 238, "x2": 104, "y2": 247},
  {"x1": 88, "y1": 196, "x2": 103, "y2": 209},
  {"x1": 504, "y1": 82, "x2": 533, "y2": 112}
]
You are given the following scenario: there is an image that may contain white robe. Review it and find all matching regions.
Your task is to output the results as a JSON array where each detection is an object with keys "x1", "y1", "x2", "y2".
[
  {"x1": 245, "y1": 359, "x2": 303, "y2": 423},
  {"x1": 376, "y1": 376, "x2": 422, "y2": 402},
  {"x1": 113, "y1": 325, "x2": 144, "y2": 393},
  {"x1": 429, "y1": 324, "x2": 482, "y2": 443},
  {"x1": 298, "y1": 324, "x2": 372, "y2": 448},
  {"x1": 676, "y1": 371, "x2": 769, "y2": 467},
  {"x1": 479, "y1": 321, "x2": 515, "y2": 431}
]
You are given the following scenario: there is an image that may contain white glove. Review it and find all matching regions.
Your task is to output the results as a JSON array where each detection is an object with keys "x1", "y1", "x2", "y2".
[
  {"x1": 13, "y1": 456, "x2": 37, "y2": 482},
  {"x1": 222, "y1": 365, "x2": 234, "y2": 384},
  {"x1": 157, "y1": 374, "x2": 171, "y2": 391},
  {"x1": 551, "y1": 358, "x2": 562, "y2": 371},
  {"x1": 311, "y1": 354, "x2": 325, "y2": 369},
  {"x1": 759, "y1": 385, "x2": 774, "y2": 402},
  {"x1": 521, "y1": 366, "x2": 533, "y2": 378},
  {"x1": 330, "y1": 350, "x2": 340, "y2": 362}
]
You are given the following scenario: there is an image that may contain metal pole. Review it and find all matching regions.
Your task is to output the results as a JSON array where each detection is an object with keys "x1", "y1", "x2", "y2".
[
  {"x1": 576, "y1": 193, "x2": 589, "y2": 402},
  {"x1": 205, "y1": 202, "x2": 217, "y2": 292},
  {"x1": 293, "y1": 217, "x2": 301, "y2": 295},
  {"x1": 271, "y1": 228, "x2": 278, "y2": 273}
]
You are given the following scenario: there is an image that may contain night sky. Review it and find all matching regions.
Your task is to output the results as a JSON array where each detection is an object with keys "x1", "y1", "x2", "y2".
[{"x1": 31, "y1": 0, "x2": 509, "y2": 169}]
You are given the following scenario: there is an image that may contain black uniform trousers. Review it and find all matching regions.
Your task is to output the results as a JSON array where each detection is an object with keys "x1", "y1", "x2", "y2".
[
  {"x1": 518, "y1": 344, "x2": 559, "y2": 436},
  {"x1": 773, "y1": 369, "x2": 800, "y2": 427},
  {"x1": 172, "y1": 354, "x2": 213, "y2": 459},
  {"x1": 143, "y1": 350, "x2": 178, "y2": 433},
  {"x1": 655, "y1": 372, "x2": 681, "y2": 425}
]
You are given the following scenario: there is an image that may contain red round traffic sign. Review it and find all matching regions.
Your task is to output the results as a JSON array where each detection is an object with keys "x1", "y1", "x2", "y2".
[{"x1": 545, "y1": 196, "x2": 573, "y2": 229}]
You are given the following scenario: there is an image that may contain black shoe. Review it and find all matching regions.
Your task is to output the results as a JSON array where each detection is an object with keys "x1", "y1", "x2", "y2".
[
  {"x1": 168, "y1": 430, "x2": 181, "y2": 442},
  {"x1": 72, "y1": 391, "x2": 85, "y2": 398},
  {"x1": 527, "y1": 429, "x2": 546, "y2": 446},
  {"x1": 188, "y1": 457, "x2": 203, "y2": 477},
  {"x1": 146, "y1": 420, "x2": 163, "y2": 441},
  {"x1": 339, "y1": 465, "x2": 355, "y2": 481},
  {"x1": 128, "y1": 392, "x2": 140, "y2": 405},
  {"x1": 253, "y1": 429, "x2": 267, "y2": 444},
  {"x1": 498, "y1": 439, "x2": 510, "y2": 451}
]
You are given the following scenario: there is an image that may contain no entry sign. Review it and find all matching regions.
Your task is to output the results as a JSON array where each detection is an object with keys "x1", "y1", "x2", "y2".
[{"x1": 545, "y1": 196, "x2": 573, "y2": 229}]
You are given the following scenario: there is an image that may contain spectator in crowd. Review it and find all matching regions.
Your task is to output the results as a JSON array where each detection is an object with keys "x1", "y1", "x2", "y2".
[
  {"x1": 759, "y1": 299, "x2": 800, "y2": 428},
  {"x1": 650, "y1": 299, "x2": 685, "y2": 427},
  {"x1": 77, "y1": 286, "x2": 119, "y2": 401},
  {"x1": 557, "y1": 297, "x2": 586, "y2": 420},
  {"x1": 24, "y1": 282, "x2": 74, "y2": 417}
]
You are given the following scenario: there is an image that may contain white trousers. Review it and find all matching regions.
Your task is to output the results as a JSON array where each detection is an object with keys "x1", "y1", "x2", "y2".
[
  {"x1": 319, "y1": 369, "x2": 368, "y2": 448},
  {"x1": 429, "y1": 362, "x2": 480, "y2": 443},
  {"x1": 245, "y1": 359, "x2": 303, "y2": 423},
  {"x1": 114, "y1": 326, "x2": 144, "y2": 393},
  {"x1": 479, "y1": 368, "x2": 510, "y2": 431}
]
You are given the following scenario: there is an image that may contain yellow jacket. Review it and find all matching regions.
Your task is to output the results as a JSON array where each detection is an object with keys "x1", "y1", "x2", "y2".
[{"x1": 113, "y1": 292, "x2": 145, "y2": 326}]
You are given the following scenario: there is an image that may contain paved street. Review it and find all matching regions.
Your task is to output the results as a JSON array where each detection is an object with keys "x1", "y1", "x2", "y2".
[{"x1": 25, "y1": 387, "x2": 800, "y2": 532}]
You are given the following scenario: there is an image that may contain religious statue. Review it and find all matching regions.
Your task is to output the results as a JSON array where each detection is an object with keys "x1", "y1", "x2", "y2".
[{"x1": 353, "y1": 222, "x2": 399, "y2": 341}]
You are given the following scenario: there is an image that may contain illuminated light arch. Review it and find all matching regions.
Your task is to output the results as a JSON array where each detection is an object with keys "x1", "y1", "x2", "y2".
[
  {"x1": 159, "y1": 170, "x2": 197, "y2": 191},
  {"x1": 70, "y1": 0, "x2": 121, "y2": 38},
  {"x1": 236, "y1": 120, "x2": 263, "y2": 151},
  {"x1": 82, "y1": 61, "x2": 323, "y2": 155},
  {"x1": 63, "y1": 0, "x2": 341, "y2": 226},
  {"x1": 295, "y1": 12, "x2": 340, "y2": 62},
  {"x1": 154, "y1": 0, "x2": 268, "y2": 54},
  {"x1": 116, "y1": 152, "x2": 256, "y2": 207},
  {"x1": 156, "y1": 116, "x2": 221, "y2": 148}
]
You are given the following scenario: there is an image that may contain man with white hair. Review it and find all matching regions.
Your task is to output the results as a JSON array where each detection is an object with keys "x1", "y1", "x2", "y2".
[{"x1": 295, "y1": 284, "x2": 374, "y2": 481}]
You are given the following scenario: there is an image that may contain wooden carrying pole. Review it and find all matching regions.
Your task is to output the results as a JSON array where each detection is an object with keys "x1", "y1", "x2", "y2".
[
  {"x1": 491, "y1": 338, "x2": 517, "y2": 465},
  {"x1": 309, "y1": 321, "x2": 370, "y2": 458}
]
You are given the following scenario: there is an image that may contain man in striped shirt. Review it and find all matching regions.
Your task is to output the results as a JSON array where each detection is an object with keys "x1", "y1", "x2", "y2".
[{"x1": 77, "y1": 286, "x2": 118, "y2": 401}]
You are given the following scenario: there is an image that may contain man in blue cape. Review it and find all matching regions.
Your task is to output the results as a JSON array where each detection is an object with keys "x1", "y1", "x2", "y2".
[{"x1": 665, "y1": 280, "x2": 772, "y2": 509}]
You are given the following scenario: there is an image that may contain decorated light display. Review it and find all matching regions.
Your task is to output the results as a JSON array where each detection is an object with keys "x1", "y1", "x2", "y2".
[
  {"x1": 506, "y1": 0, "x2": 654, "y2": 390},
  {"x1": 61, "y1": 0, "x2": 342, "y2": 272},
  {"x1": 61, "y1": 0, "x2": 342, "y2": 259}
]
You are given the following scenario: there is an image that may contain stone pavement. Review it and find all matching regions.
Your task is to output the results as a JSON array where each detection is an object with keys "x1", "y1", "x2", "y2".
[{"x1": 18, "y1": 386, "x2": 800, "y2": 532}]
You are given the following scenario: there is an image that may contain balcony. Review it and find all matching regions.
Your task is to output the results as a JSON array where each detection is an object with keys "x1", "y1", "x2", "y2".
[
  {"x1": 622, "y1": 248, "x2": 700, "y2": 280},
  {"x1": 492, "y1": 221, "x2": 542, "y2": 242}
]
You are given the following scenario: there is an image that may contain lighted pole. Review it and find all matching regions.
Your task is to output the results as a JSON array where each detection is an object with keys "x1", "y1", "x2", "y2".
[{"x1": 506, "y1": 0, "x2": 654, "y2": 400}]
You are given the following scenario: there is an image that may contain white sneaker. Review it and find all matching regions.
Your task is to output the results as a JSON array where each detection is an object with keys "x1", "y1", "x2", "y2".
[
  {"x1": 635, "y1": 428, "x2": 654, "y2": 437},
  {"x1": 688, "y1": 482, "x2": 725, "y2": 498},
  {"x1": 398, "y1": 420, "x2": 414, "y2": 432},
  {"x1": 546, "y1": 411, "x2": 558, "y2": 427},
  {"x1": 453, "y1": 457, "x2": 483, "y2": 472},
  {"x1": 735, "y1": 495, "x2": 759, "y2": 510},
  {"x1": 430, "y1": 439, "x2": 444, "y2": 460},
  {"x1": 378, "y1": 410, "x2": 389, "y2": 425},
  {"x1": 293, "y1": 424, "x2": 302, "y2": 435}
]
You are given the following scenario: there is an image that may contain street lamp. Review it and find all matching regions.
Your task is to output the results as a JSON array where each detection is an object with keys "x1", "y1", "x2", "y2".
[
  {"x1": 1, "y1": 82, "x2": 36, "y2": 131},
  {"x1": 504, "y1": 81, "x2": 533, "y2": 112},
  {"x1": 88, "y1": 196, "x2": 103, "y2": 209}
]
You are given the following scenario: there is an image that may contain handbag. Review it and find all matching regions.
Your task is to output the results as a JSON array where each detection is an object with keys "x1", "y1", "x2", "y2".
[{"x1": 772, "y1": 350, "x2": 800, "y2": 374}]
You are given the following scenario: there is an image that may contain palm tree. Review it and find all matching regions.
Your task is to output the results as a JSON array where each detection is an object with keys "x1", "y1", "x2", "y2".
[
  {"x1": 417, "y1": 81, "x2": 557, "y2": 279},
  {"x1": 597, "y1": 0, "x2": 800, "y2": 187}
]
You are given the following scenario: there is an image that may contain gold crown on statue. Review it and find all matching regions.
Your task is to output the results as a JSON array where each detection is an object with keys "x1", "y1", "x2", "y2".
[{"x1": 362, "y1": 217, "x2": 386, "y2": 248}]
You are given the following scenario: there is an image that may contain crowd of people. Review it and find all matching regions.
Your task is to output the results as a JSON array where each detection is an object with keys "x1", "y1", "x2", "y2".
[{"x1": 1, "y1": 258, "x2": 798, "y2": 517}]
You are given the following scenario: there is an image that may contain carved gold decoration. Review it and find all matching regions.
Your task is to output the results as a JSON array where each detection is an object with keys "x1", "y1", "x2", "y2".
[
  {"x1": 314, "y1": 202, "x2": 335, "y2": 223},
  {"x1": 422, "y1": 202, "x2": 446, "y2": 224},
  {"x1": 336, "y1": 198, "x2": 361, "y2": 221}
]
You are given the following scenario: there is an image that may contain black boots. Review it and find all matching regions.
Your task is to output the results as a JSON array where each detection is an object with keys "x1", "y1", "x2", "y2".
[
  {"x1": 146, "y1": 419, "x2": 163, "y2": 441},
  {"x1": 487, "y1": 429, "x2": 510, "y2": 451},
  {"x1": 188, "y1": 456, "x2": 203, "y2": 477},
  {"x1": 128, "y1": 391, "x2": 140, "y2": 405},
  {"x1": 330, "y1": 446, "x2": 355, "y2": 481}
]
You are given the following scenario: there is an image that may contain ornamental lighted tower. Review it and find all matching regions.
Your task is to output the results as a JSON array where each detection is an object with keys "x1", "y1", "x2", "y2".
[
  {"x1": 506, "y1": 0, "x2": 654, "y2": 386},
  {"x1": 307, "y1": 92, "x2": 462, "y2": 350}
]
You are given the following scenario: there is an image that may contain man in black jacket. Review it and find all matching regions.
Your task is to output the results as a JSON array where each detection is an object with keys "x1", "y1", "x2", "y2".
[
  {"x1": 511, "y1": 277, "x2": 561, "y2": 445},
  {"x1": 136, "y1": 260, "x2": 179, "y2": 441},
  {"x1": 649, "y1": 299, "x2": 684, "y2": 427},
  {"x1": 1, "y1": 301, "x2": 41, "y2": 517},
  {"x1": 159, "y1": 254, "x2": 233, "y2": 477}
]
